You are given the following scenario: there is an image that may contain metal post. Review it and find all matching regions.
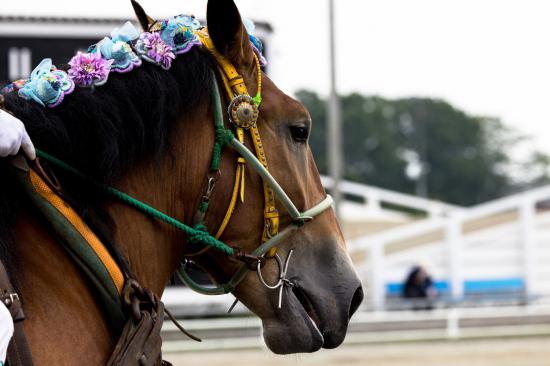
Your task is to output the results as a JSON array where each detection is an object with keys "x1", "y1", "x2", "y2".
[
  {"x1": 370, "y1": 239, "x2": 385, "y2": 311},
  {"x1": 365, "y1": 190, "x2": 382, "y2": 215},
  {"x1": 445, "y1": 212, "x2": 464, "y2": 301},
  {"x1": 328, "y1": 0, "x2": 343, "y2": 219},
  {"x1": 519, "y1": 195, "x2": 536, "y2": 299},
  {"x1": 446, "y1": 308, "x2": 460, "y2": 338}
]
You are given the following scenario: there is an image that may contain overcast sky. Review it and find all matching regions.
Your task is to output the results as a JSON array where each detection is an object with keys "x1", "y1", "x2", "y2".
[{"x1": 3, "y1": 0, "x2": 550, "y2": 158}]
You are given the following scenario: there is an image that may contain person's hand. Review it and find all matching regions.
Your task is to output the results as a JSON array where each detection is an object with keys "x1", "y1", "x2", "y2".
[{"x1": 0, "y1": 109, "x2": 35, "y2": 160}]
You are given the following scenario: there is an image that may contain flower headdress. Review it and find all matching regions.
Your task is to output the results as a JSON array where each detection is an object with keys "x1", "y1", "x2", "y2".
[{"x1": 2, "y1": 15, "x2": 268, "y2": 108}]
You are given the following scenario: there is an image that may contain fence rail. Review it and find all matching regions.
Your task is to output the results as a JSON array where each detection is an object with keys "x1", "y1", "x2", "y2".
[
  {"x1": 161, "y1": 303, "x2": 550, "y2": 353},
  {"x1": 348, "y1": 184, "x2": 550, "y2": 310},
  {"x1": 320, "y1": 175, "x2": 462, "y2": 218}
]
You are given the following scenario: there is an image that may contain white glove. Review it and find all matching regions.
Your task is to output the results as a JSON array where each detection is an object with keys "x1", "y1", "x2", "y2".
[
  {"x1": 0, "y1": 303, "x2": 13, "y2": 363},
  {"x1": 0, "y1": 109, "x2": 36, "y2": 160}
]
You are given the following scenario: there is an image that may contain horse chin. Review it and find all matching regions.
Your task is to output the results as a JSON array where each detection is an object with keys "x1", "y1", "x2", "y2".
[
  {"x1": 256, "y1": 247, "x2": 363, "y2": 354},
  {"x1": 261, "y1": 289, "x2": 325, "y2": 354}
]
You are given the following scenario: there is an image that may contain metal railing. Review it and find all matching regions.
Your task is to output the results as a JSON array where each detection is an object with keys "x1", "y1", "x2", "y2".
[
  {"x1": 321, "y1": 175, "x2": 462, "y2": 218},
  {"x1": 349, "y1": 185, "x2": 550, "y2": 310},
  {"x1": 161, "y1": 301, "x2": 550, "y2": 352}
]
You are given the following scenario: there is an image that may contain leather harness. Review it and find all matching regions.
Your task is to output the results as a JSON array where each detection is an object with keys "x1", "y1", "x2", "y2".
[{"x1": 0, "y1": 261, "x2": 33, "y2": 366}]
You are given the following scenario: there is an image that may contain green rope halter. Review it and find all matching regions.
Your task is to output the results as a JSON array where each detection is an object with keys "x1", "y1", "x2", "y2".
[{"x1": 210, "y1": 125, "x2": 234, "y2": 171}]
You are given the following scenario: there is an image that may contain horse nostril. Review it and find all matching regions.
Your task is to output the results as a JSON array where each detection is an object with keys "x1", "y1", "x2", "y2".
[{"x1": 348, "y1": 285, "x2": 364, "y2": 320}]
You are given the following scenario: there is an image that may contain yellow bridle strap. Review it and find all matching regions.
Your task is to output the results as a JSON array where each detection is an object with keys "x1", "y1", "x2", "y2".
[
  {"x1": 186, "y1": 155, "x2": 244, "y2": 258},
  {"x1": 197, "y1": 28, "x2": 280, "y2": 256},
  {"x1": 185, "y1": 76, "x2": 246, "y2": 258},
  {"x1": 214, "y1": 71, "x2": 247, "y2": 238},
  {"x1": 196, "y1": 29, "x2": 261, "y2": 99}
]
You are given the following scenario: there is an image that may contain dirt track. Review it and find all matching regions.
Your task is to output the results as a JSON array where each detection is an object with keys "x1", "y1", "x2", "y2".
[{"x1": 166, "y1": 337, "x2": 550, "y2": 366}]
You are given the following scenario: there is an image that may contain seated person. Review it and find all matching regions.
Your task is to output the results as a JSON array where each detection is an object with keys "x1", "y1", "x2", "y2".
[{"x1": 402, "y1": 265, "x2": 437, "y2": 309}]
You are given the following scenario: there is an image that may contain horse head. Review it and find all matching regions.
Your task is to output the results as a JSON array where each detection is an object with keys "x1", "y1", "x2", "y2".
[
  {"x1": 2, "y1": 0, "x2": 362, "y2": 362},
  {"x1": 130, "y1": 0, "x2": 364, "y2": 354}
]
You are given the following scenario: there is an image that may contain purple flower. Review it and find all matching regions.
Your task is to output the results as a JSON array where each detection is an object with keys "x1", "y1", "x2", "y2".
[
  {"x1": 68, "y1": 52, "x2": 113, "y2": 87},
  {"x1": 136, "y1": 32, "x2": 176, "y2": 70}
]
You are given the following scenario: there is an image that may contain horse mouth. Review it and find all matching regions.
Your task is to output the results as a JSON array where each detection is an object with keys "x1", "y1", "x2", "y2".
[
  {"x1": 291, "y1": 285, "x2": 324, "y2": 339},
  {"x1": 259, "y1": 247, "x2": 363, "y2": 354}
]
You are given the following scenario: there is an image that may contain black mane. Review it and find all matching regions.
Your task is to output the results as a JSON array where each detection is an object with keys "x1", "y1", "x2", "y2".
[
  {"x1": 5, "y1": 48, "x2": 213, "y2": 180},
  {"x1": 0, "y1": 46, "x2": 214, "y2": 279}
]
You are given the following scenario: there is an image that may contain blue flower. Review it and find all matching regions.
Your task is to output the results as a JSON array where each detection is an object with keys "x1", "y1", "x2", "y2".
[
  {"x1": 111, "y1": 21, "x2": 140, "y2": 43},
  {"x1": 96, "y1": 22, "x2": 142, "y2": 73},
  {"x1": 173, "y1": 14, "x2": 202, "y2": 30},
  {"x1": 18, "y1": 59, "x2": 74, "y2": 108},
  {"x1": 243, "y1": 19, "x2": 267, "y2": 66},
  {"x1": 160, "y1": 15, "x2": 202, "y2": 55}
]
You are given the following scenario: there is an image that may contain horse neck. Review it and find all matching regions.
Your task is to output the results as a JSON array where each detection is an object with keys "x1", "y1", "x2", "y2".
[{"x1": 106, "y1": 101, "x2": 215, "y2": 296}]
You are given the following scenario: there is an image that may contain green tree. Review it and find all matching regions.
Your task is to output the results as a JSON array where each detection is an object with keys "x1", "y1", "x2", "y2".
[{"x1": 297, "y1": 90, "x2": 540, "y2": 206}]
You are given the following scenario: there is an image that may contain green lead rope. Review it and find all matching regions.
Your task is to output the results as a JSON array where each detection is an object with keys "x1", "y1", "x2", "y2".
[
  {"x1": 35, "y1": 149, "x2": 234, "y2": 256},
  {"x1": 33, "y1": 75, "x2": 237, "y2": 256}
]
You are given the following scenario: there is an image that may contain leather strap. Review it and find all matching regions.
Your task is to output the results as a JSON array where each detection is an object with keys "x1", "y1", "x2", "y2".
[
  {"x1": 196, "y1": 30, "x2": 249, "y2": 96},
  {"x1": 197, "y1": 29, "x2": 280, "y2": 254},
  {"x1": 0, "y1": 261, "x2": 34, "y2": 366}
]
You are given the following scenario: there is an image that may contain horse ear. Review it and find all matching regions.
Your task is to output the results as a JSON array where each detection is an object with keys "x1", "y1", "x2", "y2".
[
  {"x1": 131, "y1": 0, "x2": 155, "y2": 31},
  {"x1": 206, "y1": 0, "x2": 254, "y2": 66}
]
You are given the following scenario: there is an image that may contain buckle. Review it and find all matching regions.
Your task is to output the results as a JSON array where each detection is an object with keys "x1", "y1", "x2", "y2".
[{"x1": 3, "y1": 292, "x2": 20, "y2": 307}]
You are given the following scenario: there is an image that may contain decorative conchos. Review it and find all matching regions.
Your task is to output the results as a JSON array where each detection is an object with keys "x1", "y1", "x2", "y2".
[{"x1": 228, "y1": 95, "x2": 259, "y2": 129}]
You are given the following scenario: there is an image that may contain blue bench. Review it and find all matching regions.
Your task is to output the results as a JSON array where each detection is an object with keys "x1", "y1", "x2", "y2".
[{"x1": 386, "y1": 278, "x2": 525, "y2": 296}]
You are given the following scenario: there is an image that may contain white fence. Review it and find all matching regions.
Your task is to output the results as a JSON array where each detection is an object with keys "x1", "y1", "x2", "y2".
[
  {"x1": 349, "y1": 185, "x2": 550, "y2": 310},
  {"x1": 320, "y1": 175, "x2": 462, "y2": 218},
  {"x1": 161, "y1": 302, "x2": 550, "y2": 352}
]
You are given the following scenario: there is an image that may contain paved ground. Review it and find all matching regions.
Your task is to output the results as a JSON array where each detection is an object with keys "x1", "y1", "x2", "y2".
[{"x1": 166, "y1": 337, "x2": 550, "y2": 366}]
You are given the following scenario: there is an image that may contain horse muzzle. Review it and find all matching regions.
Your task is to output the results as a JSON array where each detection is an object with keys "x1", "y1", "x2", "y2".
[{"x1": 260, "y1": 241, "x2": 364, "y2": 354}]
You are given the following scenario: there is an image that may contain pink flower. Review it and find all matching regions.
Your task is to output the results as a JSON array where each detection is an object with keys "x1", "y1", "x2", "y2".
[
  {"x1": 68, "y1": 52, "x2": 113, "y2": 87},
  {"x1": 136, "y1": 32, "x2": 176, "y2": 70}
]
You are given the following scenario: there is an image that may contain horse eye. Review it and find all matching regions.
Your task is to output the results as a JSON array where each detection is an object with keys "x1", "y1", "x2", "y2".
[{"x1": 289, "y1": 126, "x2": 309, "y2": 142}]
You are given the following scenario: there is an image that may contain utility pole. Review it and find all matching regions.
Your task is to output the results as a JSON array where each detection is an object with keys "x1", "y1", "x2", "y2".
[{"x1": 328, "y1": 0, "x2": 343, "y2": 219}]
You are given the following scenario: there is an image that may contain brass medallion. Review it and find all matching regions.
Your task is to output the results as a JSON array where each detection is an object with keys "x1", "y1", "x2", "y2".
[{"x1": 228, "y1": 95, "x2": 259, "y2": 129}]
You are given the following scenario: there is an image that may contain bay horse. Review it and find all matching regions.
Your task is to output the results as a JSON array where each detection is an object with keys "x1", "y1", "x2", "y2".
[{"x1": 0, "y1": 0, "x2": 363, "y2": 364}]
